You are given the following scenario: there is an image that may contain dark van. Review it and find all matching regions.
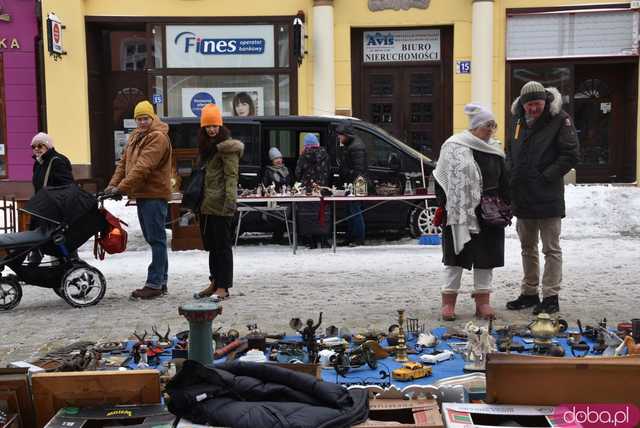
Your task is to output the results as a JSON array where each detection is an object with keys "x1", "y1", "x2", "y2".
[{"x1": 166, "y1": 116, "x2": 437, "y2": 249}]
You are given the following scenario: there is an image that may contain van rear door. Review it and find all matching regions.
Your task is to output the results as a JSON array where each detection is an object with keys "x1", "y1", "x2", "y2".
[{"x1": 226, "y1": 120, "x2": 261, "y2": 190}]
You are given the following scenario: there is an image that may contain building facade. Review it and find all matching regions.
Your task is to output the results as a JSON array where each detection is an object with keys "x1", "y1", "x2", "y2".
[
  {"x1": 16, "y1": 0, "x2": 639, "y2": 196},
  {"x1": 0, "y1": 0, "x2": 42, "y2": 197}
]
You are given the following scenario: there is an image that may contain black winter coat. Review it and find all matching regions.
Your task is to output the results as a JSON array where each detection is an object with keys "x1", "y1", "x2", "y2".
[
  {"x1": 338, "y1": 136, "x2": 367, "y2": 184},
  {"x1": 32, "y1": 149, "x2": 74, "y2": 193},
  {"x1": 437, "y1": 150, "x2": 509, "y2": 270},
  {"x1": 166, "y1": 360, "x2": 369, "y2": 428},
  {"x1": 506, "y1": 88, "x2": 579, "y2": 218},
  {"x1": 295, "y1": 146, "x2": 330, "y2": 188},
  {"x1": 262, "y1": 165, "x2": 292, "y2": 191}
]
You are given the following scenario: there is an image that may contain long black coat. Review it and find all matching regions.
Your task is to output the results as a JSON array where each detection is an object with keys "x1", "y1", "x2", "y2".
[
  {"x1": 166, "y1": 360, "x2": 369, "y2": 428},
  {"x1": 506, "y1": 88, "x2": 579, "y2": 219},
  {"x1": 32, "y1": 149, "x2": 74, "y2": 193},
  {"x1": 437, "y1": 150, "x2": 509, "y2": 270},
  {"x1": 338, "y1": 136, "x2": 367, "y2": 184},
  {"x1": 295, "y1": 146, "x2": 330, "y2": 188}
]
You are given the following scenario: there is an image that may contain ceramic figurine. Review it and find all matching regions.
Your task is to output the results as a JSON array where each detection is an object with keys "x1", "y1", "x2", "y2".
[{"x1": 463, "y1": 321, "x2": 496, "y2": 372}]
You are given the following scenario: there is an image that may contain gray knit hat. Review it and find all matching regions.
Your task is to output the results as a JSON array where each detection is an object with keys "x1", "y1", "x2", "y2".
[
  {"x1": 519, "y1": 81, "x2": 547, "y2": 104},
  {"x1": 268, "y1": 147, "x2": 282, "y2": 161}
]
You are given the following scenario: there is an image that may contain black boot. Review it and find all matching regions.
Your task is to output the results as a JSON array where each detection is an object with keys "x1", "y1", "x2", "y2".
[
  {"x1": 506, "y1": 294, "x2": 540, "y2": 310},
  {"x1": 533, "y1": 295, "x2": 560, "y2": 315}
]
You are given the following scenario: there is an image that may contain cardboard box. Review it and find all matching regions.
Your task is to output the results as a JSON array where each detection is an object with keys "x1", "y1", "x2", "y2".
[
  {"x1": 44, "y1": 404, "x2": 174, "y2": 428},
  {"x1": 354, "y1": 398, "x2": 443, "y2": 428},
  {"x1": 441, "y1": 403, "x2": 562, "y2": 428}
]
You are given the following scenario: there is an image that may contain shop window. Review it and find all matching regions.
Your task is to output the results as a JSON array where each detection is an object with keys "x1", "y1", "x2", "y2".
[
  {"x1": 278, "y1": 75, "x2": 290, "y2": 115},
  {"x1": 152, "y1": 25, "x2": 163, "y2": 68},
  {"x1": 277, "y1": 24, "x2": 290, "y2": 68},
  {"x1": 166, "y1": 75, "x2": 276, "y2": 118}
]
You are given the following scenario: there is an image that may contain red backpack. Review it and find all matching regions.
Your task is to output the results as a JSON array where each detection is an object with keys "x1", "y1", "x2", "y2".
[{"x1": 94, "y1": 208, "x2": 128, "y2": 260}]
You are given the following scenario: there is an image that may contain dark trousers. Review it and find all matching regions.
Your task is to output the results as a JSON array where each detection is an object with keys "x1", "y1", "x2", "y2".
[
  {"x1": 347, "y1": 202, "x2": 365, "y2": 242},
  {"x1": 200, "y1": 214, "x2": 234, "y2": 289}
]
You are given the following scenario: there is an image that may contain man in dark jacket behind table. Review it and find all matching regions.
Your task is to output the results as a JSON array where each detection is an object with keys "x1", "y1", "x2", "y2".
[
  {"x1": 106, "y1": 100, "x2": 172, "y2": 300},
  {"x1": 337, "y1": 122, "x2": 368, "y2": 247},
  {"x1": 505, "y1": 81, "x2": 579, "y2": 315}
]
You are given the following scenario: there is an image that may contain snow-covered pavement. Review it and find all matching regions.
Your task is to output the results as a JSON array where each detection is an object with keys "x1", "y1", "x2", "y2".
[{"x1": 1, "y1": 185, "x2": 639, "y2": 365}]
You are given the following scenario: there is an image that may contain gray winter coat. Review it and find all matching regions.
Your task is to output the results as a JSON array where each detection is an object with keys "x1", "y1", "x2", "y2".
[{"x1": 506, "y1": 87, "x2": 579, "y2": 219}]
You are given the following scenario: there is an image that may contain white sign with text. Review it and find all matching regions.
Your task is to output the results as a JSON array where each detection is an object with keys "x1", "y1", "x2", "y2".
[
  {"x1": 363, "y1": 29, "x2": 440, "y2": 63},
  {"x1": 166, "y1": 25, "x2": 274, "y2": 68}
]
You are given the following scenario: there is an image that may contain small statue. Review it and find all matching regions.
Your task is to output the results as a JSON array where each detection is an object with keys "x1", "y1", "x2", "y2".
[
  {"x1": 463, "y1": 321, "x2": 496, "y2": 372},
  {"x1": 300, "y1": 312, "x2": 323, "y2": 363},
  {"x1": 354, "y1": 175, "x2": 368, "y2": 196}
]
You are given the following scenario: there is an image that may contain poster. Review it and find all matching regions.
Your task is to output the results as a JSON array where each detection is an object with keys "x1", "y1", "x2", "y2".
[
  {"x1": 363, "y1": 29, "x2": 440, "y2": 63},
  {"x1": 113, "y1": 131, "x2": 128, "y2": 163},
  {"x1": 181, "y1": 87, "x2": 264, "y2": 118}
]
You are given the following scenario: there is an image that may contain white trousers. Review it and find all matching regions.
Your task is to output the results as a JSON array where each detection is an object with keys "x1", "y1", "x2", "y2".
[{"x1": 442, "y1": 265, "x2": 493, "y2": 294}]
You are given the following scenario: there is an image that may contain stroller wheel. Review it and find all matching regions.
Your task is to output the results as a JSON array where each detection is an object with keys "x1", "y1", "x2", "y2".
[
  {"x1": 0, "y1": 275, "x2": 22, "y2": 310},
  {"x1": 60, "y1": 264, "x2": 106, "y2": 308}
]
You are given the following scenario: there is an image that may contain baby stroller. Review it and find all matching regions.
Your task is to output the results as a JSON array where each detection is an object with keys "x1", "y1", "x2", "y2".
[{"x1": 0, "y1": 184, "x2": 118, "y2": 310}]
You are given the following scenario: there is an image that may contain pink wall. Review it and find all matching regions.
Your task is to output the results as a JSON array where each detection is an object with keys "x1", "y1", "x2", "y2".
[{"x1": 2, "y1": 0, "x2": 39, "y2": 181}]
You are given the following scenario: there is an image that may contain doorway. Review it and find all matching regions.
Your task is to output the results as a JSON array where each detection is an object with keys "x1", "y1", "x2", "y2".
[
  {"x1": 86, "y1": 23, "x2": 150, "y2": 188},
  {"x1": 362, "y1": 66, "x2": 441, "y2": 158}
]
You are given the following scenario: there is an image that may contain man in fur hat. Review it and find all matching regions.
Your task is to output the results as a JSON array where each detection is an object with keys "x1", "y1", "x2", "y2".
[{"x1": 505, "y1": 81, "x2": 579, "y2": 315}]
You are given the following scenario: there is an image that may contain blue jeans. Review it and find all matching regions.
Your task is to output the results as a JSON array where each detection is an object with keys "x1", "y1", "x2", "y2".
[
  {"x1": 347, "y1": 202, "x2": 365, "y2": 242},
  {"x1": 137, "y1": 199, "x2": 168, "y2": 290}
]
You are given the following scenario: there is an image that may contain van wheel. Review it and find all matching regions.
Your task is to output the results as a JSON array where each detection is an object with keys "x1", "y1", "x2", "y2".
[{"x1": 409, "y1": 203, "x2": 441, "y2": 238}]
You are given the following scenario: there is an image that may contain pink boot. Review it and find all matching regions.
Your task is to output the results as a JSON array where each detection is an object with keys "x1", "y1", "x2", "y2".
[
  {"x1": 441, "y1": 293, "x2": 457, "y2": 321},
  {"x1": 474, "y1": 293, "x2": 496, "y2": 320}
]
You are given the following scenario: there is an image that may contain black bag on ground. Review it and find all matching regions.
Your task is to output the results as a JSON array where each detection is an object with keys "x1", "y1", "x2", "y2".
[{"x1": 182, "y1": 165, "x2": 205, "y2": 212}]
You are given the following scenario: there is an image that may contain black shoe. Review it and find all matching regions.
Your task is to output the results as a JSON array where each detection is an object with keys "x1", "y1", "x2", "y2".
[
  {"x1": 506, "y1": 294, "x2": 540, "y2": 310},
  {"x1": 533, "y1": 295, "x2": 560, "y2": 315}
]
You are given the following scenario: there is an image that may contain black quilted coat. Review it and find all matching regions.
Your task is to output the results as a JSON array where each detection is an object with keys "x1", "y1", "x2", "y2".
[{"x1": 166, "y1": 360, "x2": 369, "y2": 428}]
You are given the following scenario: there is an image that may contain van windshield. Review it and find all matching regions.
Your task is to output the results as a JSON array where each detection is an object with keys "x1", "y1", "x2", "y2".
[{"x1": 364, "y1": 122, "x2": 434, "y2": 163}]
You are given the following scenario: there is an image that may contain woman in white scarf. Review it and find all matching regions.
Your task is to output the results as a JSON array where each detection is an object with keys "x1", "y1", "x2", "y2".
[{"x1": 433, "y1": 104, "x2": 510, "y2": 320}]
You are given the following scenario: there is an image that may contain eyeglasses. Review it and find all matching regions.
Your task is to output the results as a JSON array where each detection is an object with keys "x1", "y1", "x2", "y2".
[
  {"x1": 31, "y1": 144, "x2": 47, "y2": 151},
  {"x1": 483, "y1": 122, "x2": 498, "y2": 130}
]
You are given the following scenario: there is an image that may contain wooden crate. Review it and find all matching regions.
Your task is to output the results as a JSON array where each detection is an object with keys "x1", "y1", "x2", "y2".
[{"x1": 31, "y1": 370, "x2": 161, "y2": 428}]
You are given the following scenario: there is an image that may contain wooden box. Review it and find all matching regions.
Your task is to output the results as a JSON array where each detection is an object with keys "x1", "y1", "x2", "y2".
[
  {"x1": 274, "y1": 363, "x2": 321, "y2": 379},
  {"x1": 486, "y1": 353, "x2": 640, "y2": 407},
  {"x1": 31, "y1": 370, "x2": 161, "y2": 428},
  {"x1": 354, "y1": 398, "x2": 443, "y2": 428},
  {"x1": 0, "y1": 368, "x2": 35, "y2": 428}
]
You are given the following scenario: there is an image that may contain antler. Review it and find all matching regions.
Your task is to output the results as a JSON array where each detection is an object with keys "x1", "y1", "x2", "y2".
[
  {"x1": 133, "y1": 330, "x2": 148, "y2": 343},
  {"x1": 151, "y1": 325, "x2": 171, "y2": 342}
]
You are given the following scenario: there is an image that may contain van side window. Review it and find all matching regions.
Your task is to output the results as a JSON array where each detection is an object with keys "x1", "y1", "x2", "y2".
[
  {"x1": 354, "y1": 129, "x2": 403, "y2": 168},
  {"x1": 268, "y1": 130, "x2": 295, "y2": 158}
]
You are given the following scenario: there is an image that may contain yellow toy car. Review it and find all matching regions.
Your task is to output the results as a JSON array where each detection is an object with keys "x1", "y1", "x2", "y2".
[{"x1": 391, "y1": 362, "x2": 432, "y2": 381}]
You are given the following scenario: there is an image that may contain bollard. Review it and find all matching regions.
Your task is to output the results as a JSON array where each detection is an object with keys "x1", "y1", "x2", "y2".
[{"x1": 178, "y1": 301, "x2": 222, "y2": 365}]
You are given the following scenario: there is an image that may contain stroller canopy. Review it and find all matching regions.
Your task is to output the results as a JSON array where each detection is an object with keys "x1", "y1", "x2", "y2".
[{"x1": 25, "y1": 184, "x2": 98, "y2": 226}]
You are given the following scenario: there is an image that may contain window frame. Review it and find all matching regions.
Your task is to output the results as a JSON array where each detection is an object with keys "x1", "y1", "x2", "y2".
[
  {"x1": 0, "y1": 53, "x2": 7, "y2": 179},
  {"x1": 143, "y1": 17, "x2": 298, "y2": 118}
]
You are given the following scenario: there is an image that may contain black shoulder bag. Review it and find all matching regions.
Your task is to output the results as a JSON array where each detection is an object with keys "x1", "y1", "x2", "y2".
[{"x1": 182, "y1": 165, "x2": 205, "y2": 212}]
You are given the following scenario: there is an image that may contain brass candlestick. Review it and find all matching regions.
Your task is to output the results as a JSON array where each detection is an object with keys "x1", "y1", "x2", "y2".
[{"x1": 394, "y1": 309, "x2": 409, "y2": 362}]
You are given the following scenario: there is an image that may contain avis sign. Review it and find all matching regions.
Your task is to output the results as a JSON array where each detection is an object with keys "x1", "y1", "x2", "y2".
[
  {"x1": 363, "y1": 29, "x2": 440, "y2": 63},
  {"x1": 166, "y1": 25, "x2": 274, "y2": 68}
]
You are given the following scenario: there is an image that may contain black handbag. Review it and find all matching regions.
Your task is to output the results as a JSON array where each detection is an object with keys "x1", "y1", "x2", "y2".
[
  {"x1": 479, "y1": 194, "x2": 512, "y2": 227},
  {"x1": 182, "y1": 165, "x2": 205, "y2": 212}
]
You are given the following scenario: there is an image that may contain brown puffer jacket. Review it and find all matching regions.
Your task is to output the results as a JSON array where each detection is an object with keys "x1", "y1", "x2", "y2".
[{"x1": 109, "y1": 117, "x2": 172, "y2": 200}]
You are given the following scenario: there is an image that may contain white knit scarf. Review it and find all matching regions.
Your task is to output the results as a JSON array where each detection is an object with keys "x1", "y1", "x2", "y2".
[{"x1": 433, "y1": 131, "x2": 505, "y2": 254}]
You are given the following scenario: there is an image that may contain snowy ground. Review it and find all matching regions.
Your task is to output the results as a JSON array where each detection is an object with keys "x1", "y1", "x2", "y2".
[{"x1": 1, "y1": 185, "x2": 639, "y2": 365}]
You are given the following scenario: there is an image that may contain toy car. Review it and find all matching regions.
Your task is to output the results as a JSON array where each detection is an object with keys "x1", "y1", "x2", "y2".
[
  {"x1": 419, "y1": 350, "x2": 454, "y2": 364},
  {"x1": 391, "y1": 362, "x2": 432, "y2": 381}
]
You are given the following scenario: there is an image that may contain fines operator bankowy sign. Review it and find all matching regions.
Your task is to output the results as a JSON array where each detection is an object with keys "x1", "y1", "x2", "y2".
[{"x1": 363, "y1": 29, "x2": 440, "y2": 63}]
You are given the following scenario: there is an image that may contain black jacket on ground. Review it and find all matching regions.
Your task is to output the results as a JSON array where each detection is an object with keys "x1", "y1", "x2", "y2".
[
  {"x1": 338, "y1": 137, "x2": 367, "y2": 184},
  {"x1": 166, "y1": 360, "x2": 369, "y2": 428},
  {"x1": 32, "y1": 149, "x2": 74, "y2": 193},
  {"x1": 437, "y1": 150, "x2": 509, "y2": 270},
  {"x1": 295, "y1": 146, "x2": 330, "y2": 188},
  {"x1": 506, "y1": 87, "x2": 579, "y2": 218},
  {"x1": 262, "y1": 165, "x2": 292, "y2": 192}
]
